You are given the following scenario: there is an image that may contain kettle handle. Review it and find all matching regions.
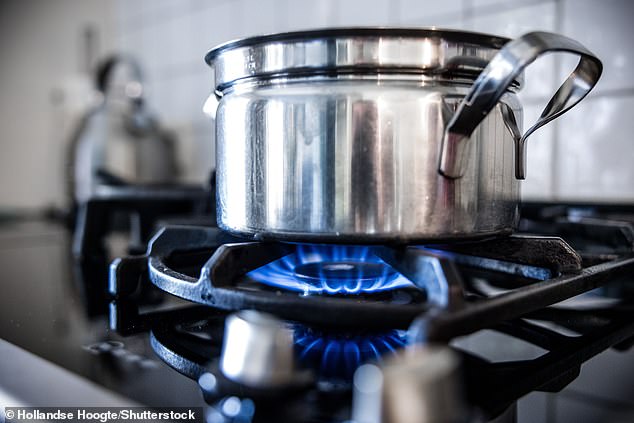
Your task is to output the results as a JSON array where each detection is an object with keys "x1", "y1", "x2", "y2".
[{"x1": 438, "y1": 31, "x2": 602, "y2": 179}]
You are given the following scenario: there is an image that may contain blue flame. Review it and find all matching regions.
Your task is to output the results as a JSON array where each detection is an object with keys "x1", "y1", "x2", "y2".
[
  {"x1": 294, "y1": 327, "x2": 407, "y2": 380},
  {"x1": 246, "y1": 244, "x2": 414, "y2": 294}
]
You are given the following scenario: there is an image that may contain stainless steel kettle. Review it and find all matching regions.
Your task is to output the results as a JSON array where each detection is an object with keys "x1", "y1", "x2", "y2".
[{"x1": 69, "y1": 55, "x2": 179, "y2": 203}]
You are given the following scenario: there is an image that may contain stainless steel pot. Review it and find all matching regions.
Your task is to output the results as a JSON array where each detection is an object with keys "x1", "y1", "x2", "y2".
[{"x1": 205, "y1": 28, "x2": 601, "y2": 243}]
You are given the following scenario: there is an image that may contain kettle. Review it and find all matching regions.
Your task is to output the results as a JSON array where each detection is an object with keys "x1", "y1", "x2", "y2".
[{"x1": 69, "y1": 55, "x2": 179, "y2": 203}]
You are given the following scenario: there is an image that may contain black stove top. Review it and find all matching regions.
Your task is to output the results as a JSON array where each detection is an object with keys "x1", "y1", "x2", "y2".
[{"x1": 2, "y1": 202, "x2": 634, "y2": 422}]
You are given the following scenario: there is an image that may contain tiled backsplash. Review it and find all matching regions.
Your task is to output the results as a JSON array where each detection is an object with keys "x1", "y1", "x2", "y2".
[{"x1": 112, "y1": 0, "x2": 633, "y2": 202}]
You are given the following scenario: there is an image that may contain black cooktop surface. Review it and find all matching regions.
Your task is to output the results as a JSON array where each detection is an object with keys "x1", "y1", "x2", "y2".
[{"x1": 0, "y1": 221, "x2": 206, "y2": 407}]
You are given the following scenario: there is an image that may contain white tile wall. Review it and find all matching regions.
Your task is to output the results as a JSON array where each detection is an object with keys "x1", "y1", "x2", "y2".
[
  {"x1": 398, "y1": 0, "x2": 464, "y2": 27},
  {"x1": 240, "y1": 0, "x2": 290, "y2": 34},
  {"x1": 2, "y1": 0, "x2": 632, "y2": 209},
  {"x1": 554, "y1": 95, "x2": 634, "y2": 200},
  {"x1": 284, "y1": 0, "x2": 339, "y2": 31},
  {"x1": 398, "y1": 0, "x2": 464, "y2": 22},
  {"x1": 331, "y1": 0, "x2": 396, "y2": 26},
  {"x1": 0, "y1": 0, "x2": 115, "y2": 209},
  {"x1": 471, "y1": 0, "x2": 539, "y2": 8},
  {"x1": 467, "y1": 1, "x2": 558, "y2": 100},
  {"x1": 560, "y1": 0, "x2": 634, "y2": 93},
  {"x1": 190, "y1": 1, "x2": 246, "y2": 55}
]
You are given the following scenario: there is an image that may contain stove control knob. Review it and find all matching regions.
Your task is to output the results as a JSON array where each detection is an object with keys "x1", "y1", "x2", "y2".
[
  {"x1": 352, "y1": 345, "x2": 466, "y2": 423},
  {"x1": 220, "y1": 310, "x2": 298, "y2": 388}
]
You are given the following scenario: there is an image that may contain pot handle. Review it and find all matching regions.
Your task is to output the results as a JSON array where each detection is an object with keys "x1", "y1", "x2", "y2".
[{"x1": 439, "y1": 31, "x2": 602, "y2": 179}]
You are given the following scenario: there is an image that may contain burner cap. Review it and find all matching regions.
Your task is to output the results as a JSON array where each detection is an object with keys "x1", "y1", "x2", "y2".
[{"x1": 294, "y1": 261, "x2": 398, "y2": 292}]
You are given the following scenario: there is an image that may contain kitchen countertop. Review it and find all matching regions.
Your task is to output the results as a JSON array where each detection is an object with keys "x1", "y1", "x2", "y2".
[{"x1": 0, "y1": 219, "x2": 205, "y2": 406}]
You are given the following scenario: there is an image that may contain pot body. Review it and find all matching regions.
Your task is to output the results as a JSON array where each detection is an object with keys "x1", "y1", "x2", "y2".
[
  {"x1": 208, "y1": 28, "x2": 601, "y2": 243},
  {"x1": 216, "y1": 80, "x2": 521, "y2": 242}
]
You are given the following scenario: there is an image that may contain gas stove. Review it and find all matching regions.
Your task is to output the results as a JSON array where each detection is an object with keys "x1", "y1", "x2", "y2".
[
  {"x1": 108, "y1": 202, "x2": 634, "y2": 422},
  {"x1": 1, "y1": 202, "x2": 634, "y2": 422}
]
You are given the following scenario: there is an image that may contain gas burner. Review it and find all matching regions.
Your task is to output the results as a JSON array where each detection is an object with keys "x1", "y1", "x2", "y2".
[
  {"x1": 112, "y1": 299, "x2": 634, "y2": 421},
  {"x1": 102, "y1": 203, "x2": 634, "y2": 422},
  {"x1": 145, "y1": 311, "x2": 349, "y2": 422},
  {"x1": 295, "y1": 327, "x2": 407, "y2": 380},
  {"x1": 111, "y1": 223, "x2": 634, "y2": 332},
  {"x1": 248, "y1": 244, "x2": 412, "y2": 294},
  {"x1": 110, "y1": 227, "x2": 434, "y2": 329}
]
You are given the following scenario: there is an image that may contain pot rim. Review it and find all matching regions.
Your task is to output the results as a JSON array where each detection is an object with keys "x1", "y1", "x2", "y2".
[{"x1": 205, "y1": 27, "x2": 517, "y2": 92}]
